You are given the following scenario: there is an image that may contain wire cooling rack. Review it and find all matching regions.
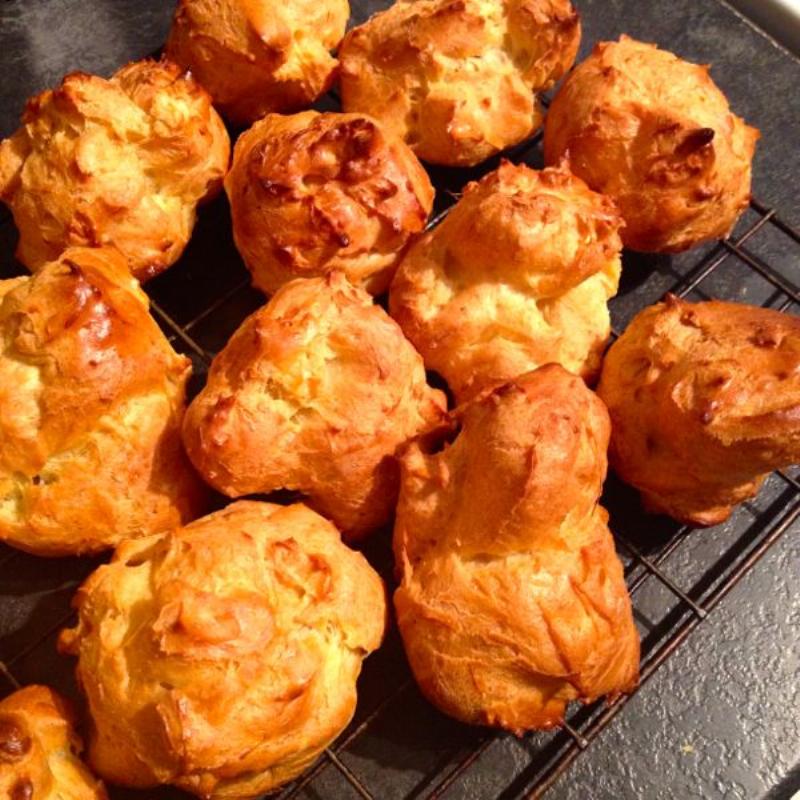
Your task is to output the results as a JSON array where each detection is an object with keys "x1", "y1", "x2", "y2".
[{"x1": 0, "y1": 106, "x2": 798, "y2": 800}]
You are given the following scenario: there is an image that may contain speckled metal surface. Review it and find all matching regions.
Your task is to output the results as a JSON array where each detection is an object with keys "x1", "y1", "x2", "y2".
[{"x1": 0, "y1": 1, "x2": 798, "y2": 799}]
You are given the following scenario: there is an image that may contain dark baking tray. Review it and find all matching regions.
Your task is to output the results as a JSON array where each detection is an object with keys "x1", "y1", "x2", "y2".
[{"x1": 0, "y1": 1, "x2": 799, "y2": 798}]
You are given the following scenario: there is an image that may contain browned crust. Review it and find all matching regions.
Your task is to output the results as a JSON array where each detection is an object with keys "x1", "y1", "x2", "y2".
[
  {"x1": 394, "y1": 365, "x2": 640, "y2": 732},
  {"x1": 166, "y1": 0, "x2": 349, "y2": 125},
  {"x1": 0, "y1": 685, "x2": 107, "y2": 799},
  {"x1": 390, "y1": 160, "x2": 623, "y2": 401},
  {"x1": 597, "y1": 296, "x2": 800, "y2": 525},
  {"x1": 0, "y1": 247, "x2": 208, "y2": 555},
  {"x1": 225, "y1": 110, "x2": 434, "y2": 296},
  {"x1": 339, "y1": 0, "x2": 580, "y2": 166},
  {"x1": 58, "y1": 500, "x2": 386, "y2": 798},
  {"x1": 182, "y1": 272, "x2": 446, "y2": 539},
  {"x1": 544, "y1": 36, "x2": 759, "y2": 252},
  {"x1": 0, "y1": 58, "x2": 229, "y2": 280}
]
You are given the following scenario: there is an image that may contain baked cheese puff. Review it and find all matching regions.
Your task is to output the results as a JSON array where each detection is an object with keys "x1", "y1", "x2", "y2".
[
  {"x1": 183, "y1": 273, "x2": 446, "y2": 538},
  {"x1": 390, "y1": 161, "x2": 622, "y2": 402},
  {"x1": 59, "y1": 500, "x2": 386, "y2": 798},
  {"x1": 339, "y1": 0, "x2": 580, "y2": 166},
  {"x1": 544, "y1": 36, "x2": 759, "y2": 252},
  {"x1": 0, "y1": 686, "x2": 107, "y2": 800},
  {"x1": 166, "y1": 0, "x2": 349, "y2": 125},
  {"x1": 225, "y1": 111, "x2": 434, "y2": 296},
  {"x1": 0, "y1": 59, "x2": 229, "y2": 281},
  {"x1": 394, "y1": 366, "x2": 640, "y2": 732},
  {"x1": 0, "y1": 247, "x2": 208, "y2": 556},
  {"x1": 598, "y1": 296, "x2": 800, "y2": 526}
]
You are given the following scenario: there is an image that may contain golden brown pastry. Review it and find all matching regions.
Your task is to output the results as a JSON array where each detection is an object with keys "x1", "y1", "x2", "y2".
[
  {"x1": 390, "y1": 161, "x2": 622, "y2": 402},
  {"x1": 544, "y1": 36, "x2": 759, "y2": 252},
  {"x1": 166, "y1": 0, "x2": 349, "y2": 125},
  {"x1": 0, "y1": 59, "x2": 229, "y2": 281},
  {"x1": 183, "y1": 273, "x2": 446, "y2": 538},
  {"x1": 0, "y1": 685, "x2": 107, "y2": 800},
  {"x1": 59, "y1": 500, "x2": 386, "y2": 798},
  {"x1": 225, "y1": 111, "x2": 435, "y2": 296},
  {"x1": 339, "y1": 0, "x2": 580, "y2": 166},
  {"x1": 394, "y1": 365, "x2": 640, "y2": 733},
  {"x1": 597, "y1": 296, "x2": 800, "y2": 526},
  {"x1": 0, "y1": 247, "x2": 207, "y2": 556}
]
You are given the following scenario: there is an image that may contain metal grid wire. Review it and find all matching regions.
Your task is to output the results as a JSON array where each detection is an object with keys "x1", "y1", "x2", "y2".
[{"x1": 0, "y1": 122, "x2": 798, "y2": 799}]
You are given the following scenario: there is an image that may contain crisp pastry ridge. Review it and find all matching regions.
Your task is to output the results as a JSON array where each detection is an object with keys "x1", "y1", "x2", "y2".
[
  {"x1": 394, "y1": 365, "x2": 640, "y2": 732},
  {"x1": 390, "y1": 160, "x2": 623, "y2": 401},
  {"x1": 0, "y1": 58, "x2": 230, "y2": 280},
  {"x1": 224, "y1": 110, "x2": 434, "y2": 296},
  {"x1": 598, "y1": 295, "x2": 800, "y2": 525},
  {"x1": 544, "y1": 36, "x2": 759, "y2": 252},
  {"x1": 339, "y1": 0, "x2": 581, "y2": 166},
  {"x1": 59, "y1": 499, "x2": 386, "y2": 799},
  {"x1": 183, "y1": 272, "x2": 447, "y2": 538},
  {"x1": 0, "y1": 246, "x2": 208, "y2": 556}
]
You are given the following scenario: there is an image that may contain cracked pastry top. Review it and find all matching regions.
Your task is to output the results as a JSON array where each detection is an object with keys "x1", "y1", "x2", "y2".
[
  {"x1": 166, "y1": 0, "x2": 350, "y2": 125},
  {"x1": 339, "y1": 0, "x2": 580, "y2": 166},
  {"x1": 59, "y1": 500, "x2": 386, "y2": 799},
  {"x1": 182, "y1": 272, "x2": 446, "y2": 539},
  {"x1": 225, "y1": 110, "x2": 434, "y2": 296},
  {"x1": 0, "y1": 247, "x2": 207, "y2": 556},
  {"x1": 390, "y1": 161, "x2": 622, "y2": 402},
  {"x1": 544, "y1": 36, "x2": 759, "y2": 252},
  {"x1": 0, "y1": 59, "x2": 229, "y2": 281},
  {"x1": 598, "y1": 296, "x2": 800, "y2": 526},
  {"x1": 394, "y1": 365, "x2": 640, "y2": 732}
]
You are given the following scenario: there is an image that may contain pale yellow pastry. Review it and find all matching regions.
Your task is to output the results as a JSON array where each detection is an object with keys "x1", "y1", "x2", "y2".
[
  {"x1": 166, "y1": 0, "x2": 350, "y2": 125},
  {"x1": 0, "y1": 247, "x2": 207, "y2": 556},
  {"x1": 339, "y1": 0, "x2": 581, "y2": 166},
  {"x1": 0, "y1": 685, "x2": 107, "y2": 800},
  {"x1": 0, "y1": 59, "x2": 229, "y2": 280},
  {"x1": 59, "y1": 500, "x2": 386, "y2": 799},
  {"x1": 598, "y1": 296, "x2": 800, "y2": 525},
  {"x1": 183, "y1": 273, "x2": 446, "y2": 538},
  {"x1": 544, "y1": 36, "x2": 759, "y2": 252},
  {"x1": 390, "y1": 161, "x2": 623, "y2": 401},
  {"x1": 225, "y1": 110, "x2": 435, "y2": 296},
  {"x1": 395, "y1": 365, "x2": 640, "y2": 732}
]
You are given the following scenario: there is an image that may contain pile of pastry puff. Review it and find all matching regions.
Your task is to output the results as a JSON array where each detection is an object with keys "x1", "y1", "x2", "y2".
[{"x1": 0, "y1": 0, "x2": 796, "y2": 798}]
